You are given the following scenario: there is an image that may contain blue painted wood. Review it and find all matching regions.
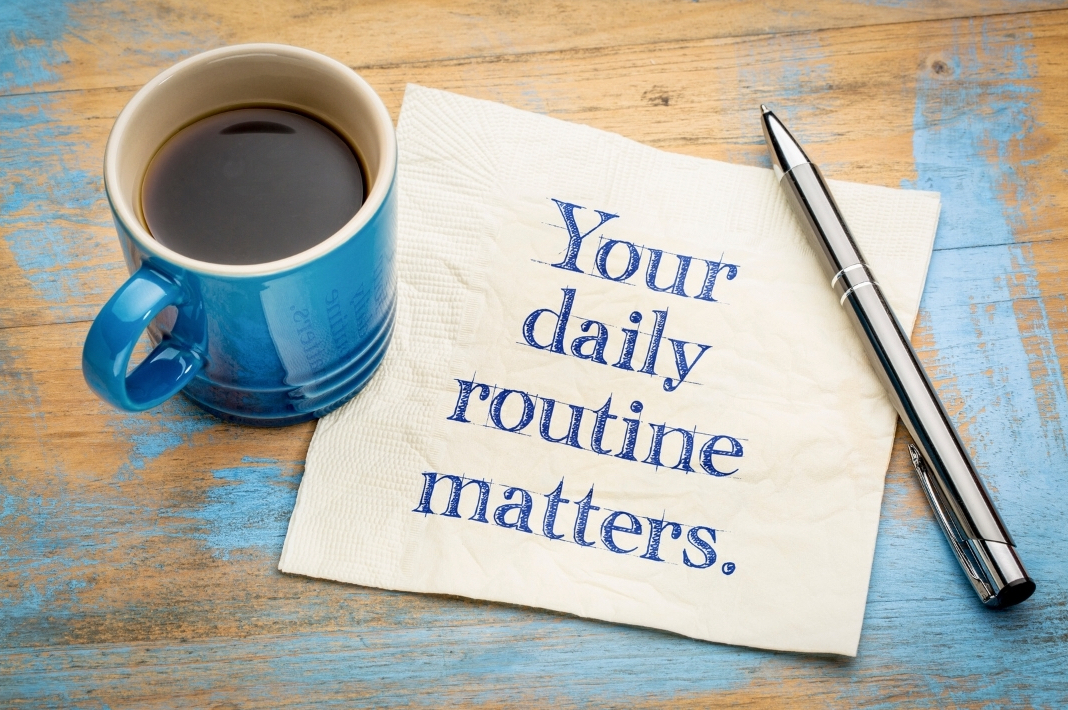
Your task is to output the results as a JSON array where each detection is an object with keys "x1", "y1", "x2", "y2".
[{"x1": 2, "y1": 2, "x2": 1067, "y2": 707}]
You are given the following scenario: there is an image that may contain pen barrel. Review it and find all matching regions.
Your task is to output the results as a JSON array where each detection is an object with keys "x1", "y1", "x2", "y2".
[{"x1": 780, "y1": 162, "x2": 1034, "y2": 607}]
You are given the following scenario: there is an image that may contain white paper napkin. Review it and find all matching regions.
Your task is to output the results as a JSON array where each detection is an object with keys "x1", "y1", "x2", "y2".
[{"x1": 279, "y1": 85, "x2": 940, "y2": 656}]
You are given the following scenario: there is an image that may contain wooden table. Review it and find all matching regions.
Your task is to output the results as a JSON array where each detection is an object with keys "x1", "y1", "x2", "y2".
[{"x1": 3, "y1": 1, "x2": 1067, "y2": 706}]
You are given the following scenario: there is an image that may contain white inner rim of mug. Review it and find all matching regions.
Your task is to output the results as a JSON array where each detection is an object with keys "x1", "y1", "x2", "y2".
[{"x1": 104, "y1": 43, "x2": 397, "y2": 278}]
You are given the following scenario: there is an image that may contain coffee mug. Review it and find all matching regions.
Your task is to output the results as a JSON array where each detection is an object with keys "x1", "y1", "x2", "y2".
[{"x1": 82, "y1": 44, "x2": 397, "y2": 425}]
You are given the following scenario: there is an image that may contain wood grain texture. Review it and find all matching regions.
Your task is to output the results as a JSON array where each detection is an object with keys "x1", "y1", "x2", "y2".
[
  {"x1": 5, "y1": 7, "x2": 1068, "y2": 328},
  {"x1": 2, "y1": 1, "x2": 1067, "y2": 707},
  {"x1": 2, "y1": 0, "x2": 1065, "y2": 98}
]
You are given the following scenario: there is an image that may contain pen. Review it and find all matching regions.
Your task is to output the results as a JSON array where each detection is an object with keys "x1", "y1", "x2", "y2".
[{"x1": 760, "y1": 105, "x2": 1035, "y2": 608}]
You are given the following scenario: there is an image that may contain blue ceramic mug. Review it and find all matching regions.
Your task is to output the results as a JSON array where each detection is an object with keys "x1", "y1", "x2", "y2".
[{"x1": 82, "y1": 44, "x2": 396, "y2": 425}]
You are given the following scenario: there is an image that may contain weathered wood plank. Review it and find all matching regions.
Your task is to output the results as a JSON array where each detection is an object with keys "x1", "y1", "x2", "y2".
[
  {"x1": 3, "y1": 10, "x2": 1067, "y2": 328},
  {"x1": 1, "y1": 270, "x2": 1066, "y2": 707},
  {"x1": 3, "y1": 1, "x2": 1068, "y2": 708},
  {"x1": 3, "y1": 0, "x2": 1066, "y2": 98}
]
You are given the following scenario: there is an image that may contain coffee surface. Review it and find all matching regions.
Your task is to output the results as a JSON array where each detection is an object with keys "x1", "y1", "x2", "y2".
[{"x1": 142, "y1": 108, "x2": 365, "y2": 265}]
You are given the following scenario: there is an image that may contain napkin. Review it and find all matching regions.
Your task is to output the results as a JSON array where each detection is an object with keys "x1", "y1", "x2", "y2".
[{"x1": 279, "y1": 85, "x2": 940, "y2": 656}]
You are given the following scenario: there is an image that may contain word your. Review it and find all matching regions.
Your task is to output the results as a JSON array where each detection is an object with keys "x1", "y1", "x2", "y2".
[
  {"x1": 548, "y1": 199, "x2": 739, "y2": 302},
  {"x1": 448, "y1": 377, "x2": 744, "y2": 476},
  {"x1": 523, "y1": 288, "x2": 711, "y2": 392},
  {"x1": 414, "y1": 473, "x2": 732, "y2": 571}
]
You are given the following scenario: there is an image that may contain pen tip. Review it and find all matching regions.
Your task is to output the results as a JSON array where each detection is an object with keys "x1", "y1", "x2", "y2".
[{"x1": 760, "y1": 104, "x2": 771, "y2": 114}]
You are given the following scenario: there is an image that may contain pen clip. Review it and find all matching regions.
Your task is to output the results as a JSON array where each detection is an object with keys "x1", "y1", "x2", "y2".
[{"x1": 907, "y1": 444, "x2": 994, "y2": 601}]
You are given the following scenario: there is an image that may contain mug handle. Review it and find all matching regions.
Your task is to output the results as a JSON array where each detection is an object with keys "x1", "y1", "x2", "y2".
[{"x1": 82, "y1": 265, "x2": 205, "y2": 411}]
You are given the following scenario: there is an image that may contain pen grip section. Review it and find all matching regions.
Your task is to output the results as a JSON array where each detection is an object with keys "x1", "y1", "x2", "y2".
[
  {"x1": 842, "y1": 280, "x2": 1010, "y2": 543},
  {"x1": 909, "y1": 444, "x2": 995, "y2": 602},
  {"x1": 842, "y1": 268, "x2": 1034, "y2": 606}
]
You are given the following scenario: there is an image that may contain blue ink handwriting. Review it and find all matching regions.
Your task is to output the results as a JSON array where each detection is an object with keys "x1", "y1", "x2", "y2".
[
  {"x1": 548, "y1": 198, "x2": 739, "y2": 302},
  {"x1": 448, "y1": 378, "x2": 744, "y2": 477},
  {"x1": 522, "y1": 287, "x2": 712, "y2": 392},
  {"x1": 414, "y1": 473, "x2": 734, "y2": 571}
]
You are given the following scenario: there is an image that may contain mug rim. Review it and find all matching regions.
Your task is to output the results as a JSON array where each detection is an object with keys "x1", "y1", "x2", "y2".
[{"x1": 103, "y1": 43, "x2": 396, "y2": 278}]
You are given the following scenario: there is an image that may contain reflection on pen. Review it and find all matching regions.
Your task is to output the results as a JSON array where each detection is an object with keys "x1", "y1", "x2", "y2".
[{"x1": 761, "y1": 105, "x2": 1035, "y2": 608}]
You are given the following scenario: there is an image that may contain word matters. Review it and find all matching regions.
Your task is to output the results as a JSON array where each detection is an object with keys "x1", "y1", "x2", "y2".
[{"x1": 414, "y1": 472, "x2": 735, "y2": 573}]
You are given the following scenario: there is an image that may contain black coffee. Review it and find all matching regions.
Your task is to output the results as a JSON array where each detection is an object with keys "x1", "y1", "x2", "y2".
[{"x1": 142, "y1": 108, "x2": 365, "y2": 265}]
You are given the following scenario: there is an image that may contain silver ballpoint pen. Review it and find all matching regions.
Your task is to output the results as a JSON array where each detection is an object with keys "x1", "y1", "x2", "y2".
[{"x1": 761, "y1": 105, "x2": 1035, "y2": 608}]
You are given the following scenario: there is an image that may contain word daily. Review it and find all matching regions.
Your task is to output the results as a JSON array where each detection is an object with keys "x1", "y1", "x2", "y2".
[{"x1": 523, "y1": 287, "x2": 711, "y2": 392}]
